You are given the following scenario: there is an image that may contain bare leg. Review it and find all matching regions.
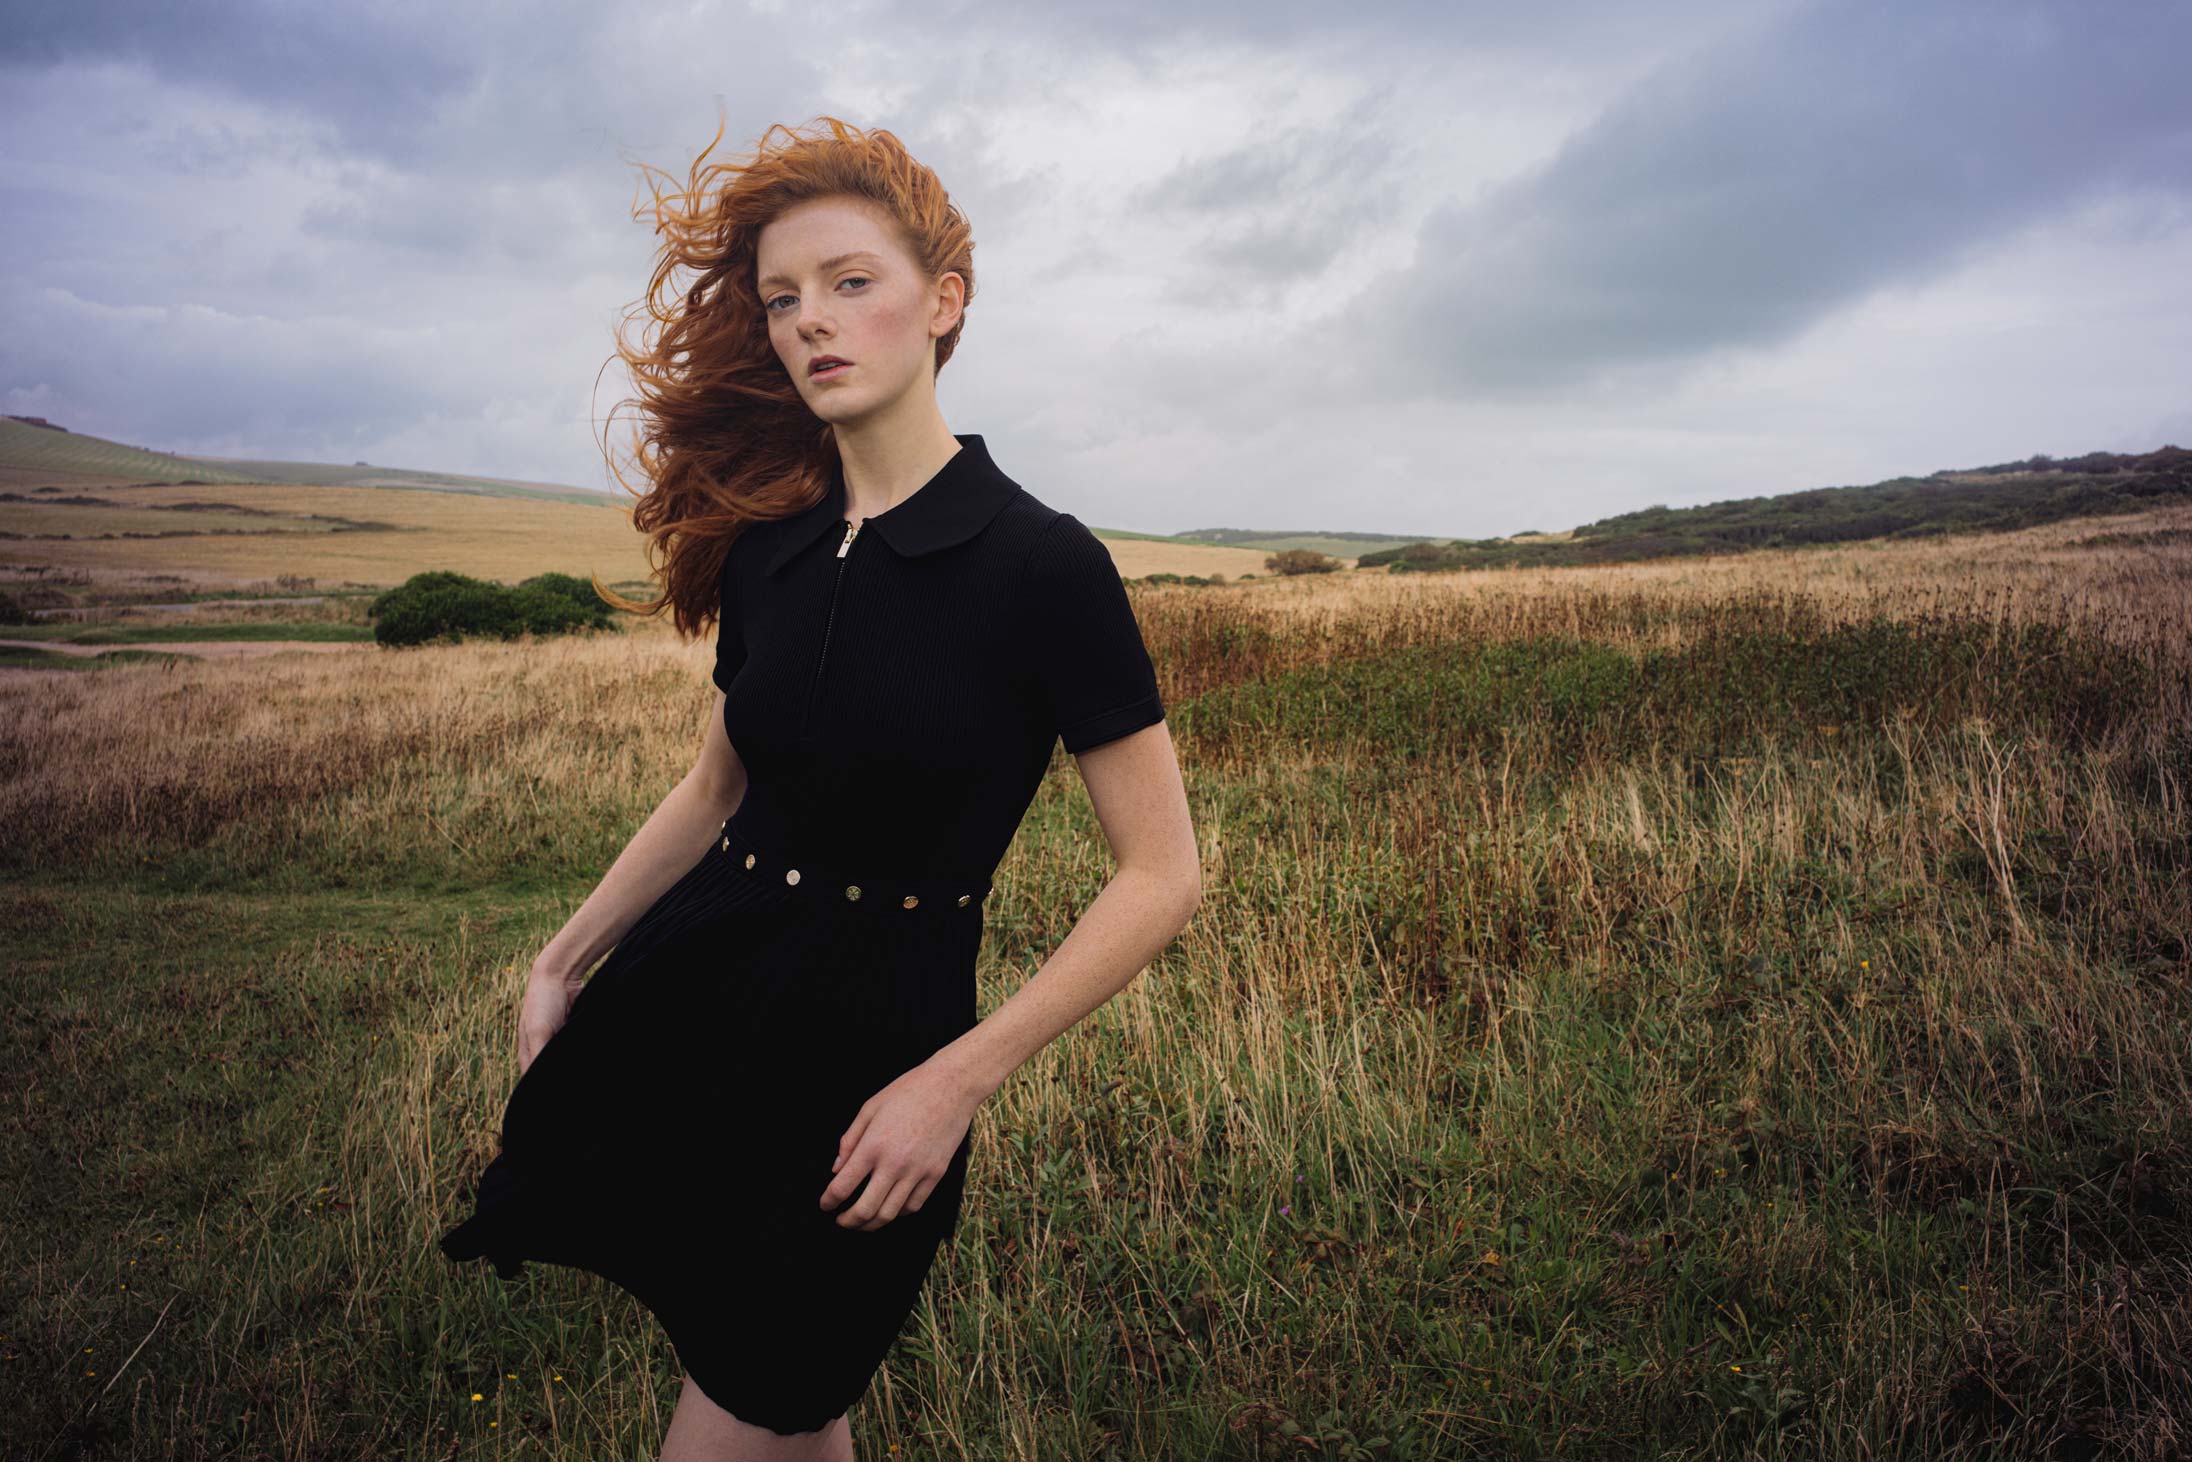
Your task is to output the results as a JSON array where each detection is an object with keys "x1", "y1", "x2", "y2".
[{"x1": 659, "y1": 1372, "x2": 854, "y2": 1462}]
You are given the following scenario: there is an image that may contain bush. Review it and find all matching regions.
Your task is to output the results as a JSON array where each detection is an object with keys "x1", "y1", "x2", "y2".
[
  {"x1": 1133, "y1": 571, "x2": 1230, "y2": 587},
  {"x1": 1264, "y1": 548, "x2": 1342, "y2": 576},
  {"x1": 366, "y1": 570, "x2": 614, "y2": 647}
]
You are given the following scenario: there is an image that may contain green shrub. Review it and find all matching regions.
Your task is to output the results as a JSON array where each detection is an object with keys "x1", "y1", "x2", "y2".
[{"x1": 366, "y1": 570, "x2": 614, "y2": 647}]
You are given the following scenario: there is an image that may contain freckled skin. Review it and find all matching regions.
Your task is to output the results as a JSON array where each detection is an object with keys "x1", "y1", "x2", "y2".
[{"x1": 755, "y1": 195, "x2": 963, "y2": 442}]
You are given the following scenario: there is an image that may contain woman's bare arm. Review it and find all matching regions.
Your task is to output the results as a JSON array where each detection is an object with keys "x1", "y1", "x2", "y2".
[
  {"x1": 814, "y1": 718, "x2": 1199, "y2": 1229},
  {"x1": 516, "y1": 692, "x2": 749, "y2": 1068},
  {"x1": 929, "y1": 719, "x2": 1200, "y2": 1105}
]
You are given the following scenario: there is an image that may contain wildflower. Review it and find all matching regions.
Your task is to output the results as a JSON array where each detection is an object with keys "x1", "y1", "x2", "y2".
[
  {"x1": 1731, "y1": 1364, "x2": 1742, "y2": 1373},
  {"x1": 471, "y1": 1393, "x2": 483, "y2": 1402},
  {"x1": 1279, "y1": 1205, "x2": 1290, "y2": 1216}
]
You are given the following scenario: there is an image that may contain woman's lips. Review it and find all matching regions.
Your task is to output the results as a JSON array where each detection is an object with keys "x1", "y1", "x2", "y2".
[{"x1": 811, "y1": 361, "x2": 853, "y2": 381}]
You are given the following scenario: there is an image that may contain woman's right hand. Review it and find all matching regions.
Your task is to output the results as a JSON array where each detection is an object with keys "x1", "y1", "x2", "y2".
[{"x1": 517, "y1": 965, "x2": 585, "y2": 1075}]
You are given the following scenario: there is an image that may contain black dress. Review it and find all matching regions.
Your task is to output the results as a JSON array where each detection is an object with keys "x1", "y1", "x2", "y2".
[{"x1": 438, "y1": 433, "x2": 1167, "y2": 1435}]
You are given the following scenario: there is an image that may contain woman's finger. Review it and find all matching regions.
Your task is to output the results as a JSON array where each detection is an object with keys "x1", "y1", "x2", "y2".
[
  {"x1": 847, "y1": 1170, "x2": 918, "y2": 1230},
  {"x1": 833, "y1": 1105, "x2": 875, "y2": 1173},
  {"x1": 838, "y1": 1161, "x2": 893, "y2": 1226},
  {"x1": 821, "y1": 1148, "x2": 874, "y2": 1211}
]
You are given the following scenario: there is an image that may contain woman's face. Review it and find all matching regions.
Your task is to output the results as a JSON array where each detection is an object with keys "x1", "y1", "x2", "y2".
[{"x1": 755, "y1": 196, "x2": 960, "y2": 427}]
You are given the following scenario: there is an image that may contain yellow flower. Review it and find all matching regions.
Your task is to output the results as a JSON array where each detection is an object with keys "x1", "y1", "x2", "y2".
[{"x1": 471, "y1": 1393, "x2": 483, "y2": 1402}]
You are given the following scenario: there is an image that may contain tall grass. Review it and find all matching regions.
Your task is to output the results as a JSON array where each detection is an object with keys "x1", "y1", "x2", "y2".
[{"x1": 4, "y1": 507, "x2": 2188, "y2": 1457}]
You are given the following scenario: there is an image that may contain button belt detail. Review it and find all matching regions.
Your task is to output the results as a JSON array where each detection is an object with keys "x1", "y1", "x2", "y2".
[{"x1": 717, "y1": 819, "x2": 991, "y2": 915}]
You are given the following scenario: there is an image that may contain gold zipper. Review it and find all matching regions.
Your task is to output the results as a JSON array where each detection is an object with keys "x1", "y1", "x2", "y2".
[{"x1": 808, "y1": 517, "x2": 862, "y2": 731}]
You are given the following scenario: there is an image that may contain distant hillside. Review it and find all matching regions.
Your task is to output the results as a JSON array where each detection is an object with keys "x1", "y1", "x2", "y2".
[
  {"x1": 0, "y1": 416, "x2": 609, "y2": 507},
  {"x1": 1, "y1": 416, "x2": 273, "y2": 487},
  {"x1": 1356, "y1": 444, "x2": 2192, "y2": 573},
  {"x1": 1165, "y1": 525, "x2": 1426, "y2": 559},
  {"x1": 1172, "y1": 526, "x2": 1426, "y2": 546},
  {"x1": 177, "y1": 454, "x2": 610, "y2": 506}
]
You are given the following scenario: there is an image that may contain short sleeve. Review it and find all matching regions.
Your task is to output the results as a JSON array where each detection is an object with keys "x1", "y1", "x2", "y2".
[
  {"x1": 710, "y1": 543, "x2": 746, "y2": 694},
  {"x1": 1019, "y1": 512, "x2": 1165, "y2": 754}
]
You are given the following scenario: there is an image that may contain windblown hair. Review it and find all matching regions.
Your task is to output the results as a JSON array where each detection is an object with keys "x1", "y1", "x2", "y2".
[{"x1": 591, "y1": 115, "x2": 977, "y2": 637}]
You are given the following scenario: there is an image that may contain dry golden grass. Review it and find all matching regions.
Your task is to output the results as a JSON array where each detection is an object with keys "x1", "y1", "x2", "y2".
[
  {"x1": 0, "y1": 479, "x2": 1270, "y2": 593},
  {"x1": 1188, "y1": 500, "x2": 2192, "y2": 662},
  {"x1": 6, "y1": 505, "x2": 2188, "y2": 1457},
  {"x1": 1093, "y1": 534, "x2": 1296, "y2": 578},
  {"x1": 0, "y1": 482, "x2": 647, "y2": 589}
]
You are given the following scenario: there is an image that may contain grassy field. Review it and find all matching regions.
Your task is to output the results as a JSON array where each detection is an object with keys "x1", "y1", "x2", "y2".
[
  {"x1": 0, "y1": 480, "x2": 1276, "y2": 594},
  {"x1": 3, "y1": 503, "x2": 2188, "y2": 1458}
]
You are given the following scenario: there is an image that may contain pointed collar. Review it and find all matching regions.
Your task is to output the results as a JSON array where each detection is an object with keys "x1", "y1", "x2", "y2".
[{"x1": 761, "y1": 433, "x2": 1020, "y2": 575}]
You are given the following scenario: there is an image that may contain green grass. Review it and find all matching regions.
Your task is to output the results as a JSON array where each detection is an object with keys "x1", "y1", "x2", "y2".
[
  {"x1": 0, "y1": 416, "x2": 274, "y2": 485},
  {"x1": 0, "y1": 620, "x2": 376, "y2": 644},
  {"x1": 0, "y1": 645, "x2": 210, "y2": 670},
  {"x1": 4, "y1": 587, "x2": 2188, "y2": 1457}
]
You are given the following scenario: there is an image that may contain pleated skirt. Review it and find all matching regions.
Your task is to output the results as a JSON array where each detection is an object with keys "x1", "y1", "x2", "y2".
[{"x1": 438, "y1": 818, "x2": 986, "y2": 1435}]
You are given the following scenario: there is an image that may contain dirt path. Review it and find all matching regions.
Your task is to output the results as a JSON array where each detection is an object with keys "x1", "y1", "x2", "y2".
[{"x1": 0, "y1": 637, "x2": 368, "y2": 660}]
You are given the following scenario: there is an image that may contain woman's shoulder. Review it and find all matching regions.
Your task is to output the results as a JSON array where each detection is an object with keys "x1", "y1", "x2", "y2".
[{"x1": 1003, "y1": 496, "x2": 1131, "y2": 607}]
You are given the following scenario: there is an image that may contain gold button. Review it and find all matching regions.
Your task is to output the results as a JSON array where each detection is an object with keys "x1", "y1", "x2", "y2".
[
  {"x1": 956, "y1": 893, "x2": 971, "y2": 907},
  {"x1": 845, "y1": 884, "x2": 862, "y2": 901},
  {"x1": 743, "y1": 852, "x2": 756, "y2": 869},
  {"x1": 901, "y1": 894, "x2": 919, "y2": 909},
  {"x1": 721, "y1": 836, "x2": 730, "y2": 852},
  {"x1": 785, "y1": 868, "x2": 801, "y2": 886}
]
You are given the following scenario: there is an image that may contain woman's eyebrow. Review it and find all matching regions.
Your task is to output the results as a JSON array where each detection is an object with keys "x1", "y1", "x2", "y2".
[{"x1": 758, "y1": 251, "x2": 883, "y2": 291}]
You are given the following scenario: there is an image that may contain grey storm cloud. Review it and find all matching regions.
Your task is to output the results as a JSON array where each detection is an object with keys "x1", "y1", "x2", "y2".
[
  {"x1": 1319, "y1": 0, "x2": 2192, "y2": 399},
  {"x1": 0, "y1": 0, "x2": 480, "y2": 167},
  {"x1": 2, "y1": 0, "x2": 2187, "y2": 531},
  {"x1": 1131, "y1": 95, "x2": 1413, "y2": 311}
]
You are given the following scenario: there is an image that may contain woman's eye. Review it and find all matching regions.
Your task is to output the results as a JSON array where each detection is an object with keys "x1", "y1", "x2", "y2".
[{"x1": 765, "y1": 277, "x2": 868, "y2": 313}]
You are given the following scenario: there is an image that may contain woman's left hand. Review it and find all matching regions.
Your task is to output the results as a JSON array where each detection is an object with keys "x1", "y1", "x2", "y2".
[{"x1": 820, "y1": 1060, "x2": 980, "y2": 1230}]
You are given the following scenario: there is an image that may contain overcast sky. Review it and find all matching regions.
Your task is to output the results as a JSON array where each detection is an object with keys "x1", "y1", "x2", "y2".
[{"x1": 4, "y1": 0, "x2": 2188, "y2": 539}]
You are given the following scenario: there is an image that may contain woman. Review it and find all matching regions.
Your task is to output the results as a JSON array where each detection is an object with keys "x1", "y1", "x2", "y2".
[{"x1": 437, "y1": 116, "x2": 1202, "y2": 1457}]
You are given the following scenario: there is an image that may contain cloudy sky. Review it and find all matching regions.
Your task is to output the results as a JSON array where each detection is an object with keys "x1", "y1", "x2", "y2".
[{"x1": 4, "y1": 0, "x2": 2188, "y2": 539}]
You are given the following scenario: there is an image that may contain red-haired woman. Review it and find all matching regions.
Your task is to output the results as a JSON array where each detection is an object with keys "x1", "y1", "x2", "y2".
[{"x1": 438, "y1": 117, "x2": 1201, "y2": 1458}]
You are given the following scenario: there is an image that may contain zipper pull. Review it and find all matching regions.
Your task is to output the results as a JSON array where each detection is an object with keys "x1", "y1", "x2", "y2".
[{"x1": 837, "y1": 519, "x2": 860, "y2": 558}]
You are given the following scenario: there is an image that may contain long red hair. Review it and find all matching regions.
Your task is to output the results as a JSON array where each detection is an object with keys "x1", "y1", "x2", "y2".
[{"x1": 591, "y1": 115, "x2": 977, "y2": 636}]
